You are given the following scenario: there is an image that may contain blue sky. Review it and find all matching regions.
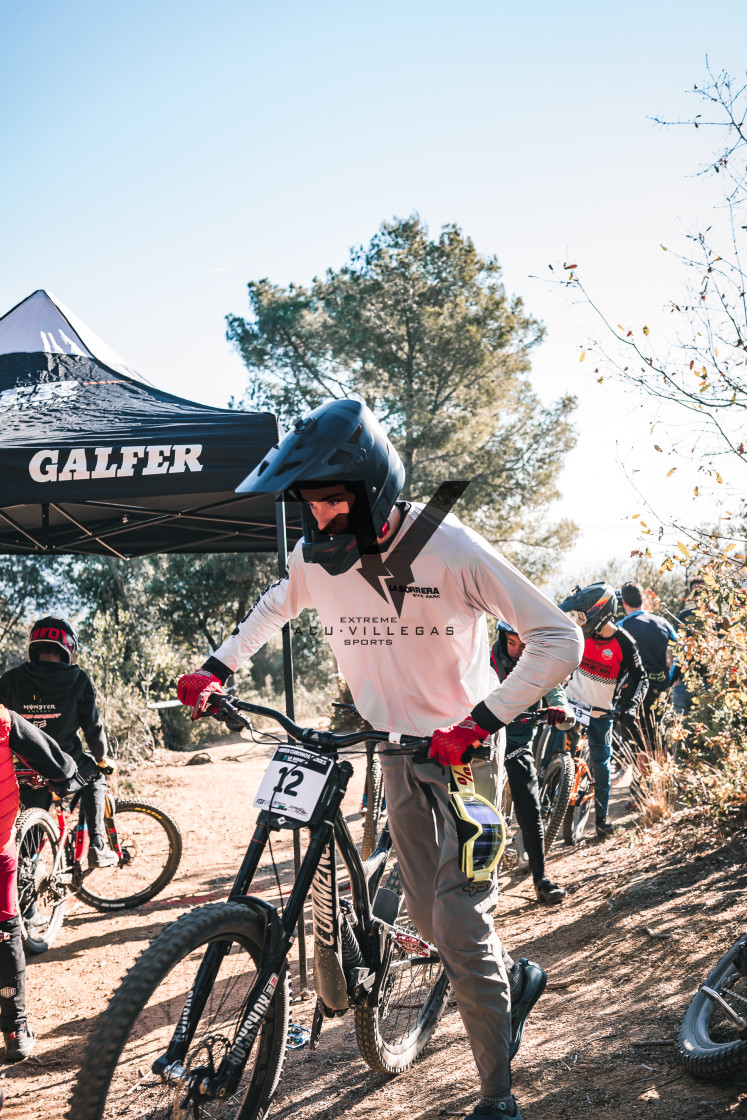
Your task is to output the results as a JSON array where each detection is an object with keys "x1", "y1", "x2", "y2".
[{"x1": 3, "y1": 0, "x2": 746, "y2": 582}]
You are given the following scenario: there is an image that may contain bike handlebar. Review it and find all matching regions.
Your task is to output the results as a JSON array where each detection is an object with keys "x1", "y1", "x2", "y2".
[{"x1": 212, "y1": 695, "x2": 433, "y2": 753}]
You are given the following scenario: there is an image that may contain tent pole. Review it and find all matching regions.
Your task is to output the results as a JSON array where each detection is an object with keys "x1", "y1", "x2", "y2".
[{"x1": 275, "y1": 497, "x2": 309, "y2": 995}]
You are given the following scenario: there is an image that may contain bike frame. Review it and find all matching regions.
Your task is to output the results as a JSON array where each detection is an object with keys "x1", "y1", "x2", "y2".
[
  {"x1": 152, "y1": 700, "x2": 432, "y2": 1105},
  {"x1": 14, "y1": 771, "x2": 124, "y2": 888}
]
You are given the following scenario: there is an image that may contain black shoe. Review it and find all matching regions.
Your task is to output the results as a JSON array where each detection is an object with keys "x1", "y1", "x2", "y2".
[
  {"x1": 534, "y1": 877, "x2": 567, "y2": 905},
  {"x1": 509, "y1": 957, "x2": 547, "y2": 1059},
  {"x1": 3, "y1": 1020, "x2": 35, "y2": 1062},
  {"x1": 463, "y1": 1096, "x2": 522, "y2": 1119},
  {"x1": 595, "y1": 817, "x2": 616, "y2": 841}
]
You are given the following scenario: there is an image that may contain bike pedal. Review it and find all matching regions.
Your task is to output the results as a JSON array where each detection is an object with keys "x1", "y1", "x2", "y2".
[{"x1": 286, "y1": 1022, "x2": 311, "y2": 1050}]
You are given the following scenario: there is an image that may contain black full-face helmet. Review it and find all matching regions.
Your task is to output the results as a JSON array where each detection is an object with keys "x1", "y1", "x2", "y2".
[
  {"x1": 558, "y1": 583, "x2": 617, "y2": 639},
  {"x1": 29, "y1": 616, "x2": 79, "y2": 663},
  {"x1": 236, "y1": 398, "x2": 405, "y2": 575}
]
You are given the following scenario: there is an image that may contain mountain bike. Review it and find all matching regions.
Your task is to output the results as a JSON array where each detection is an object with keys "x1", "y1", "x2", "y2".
[
  {"x1": 68, "y1": 696, "x2": 454, "y2": 1120},
  {"x1": 15, "y1": 767, "x2": 183, "y2": 954},
  {"x1": 561, "y1": 705, "x2": 618, "y2": 845},
  {"x1": 533, "y1": 722, "x2": 574, "y2": 850},
  {"x1": 677, "y1": 930, "x2": 747, "y2": 1079}
]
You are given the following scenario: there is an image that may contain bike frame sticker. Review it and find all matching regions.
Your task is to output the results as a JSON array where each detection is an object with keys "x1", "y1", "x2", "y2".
[{"x1": 253, "y1": 745, "x2": 333, "y2": 822}]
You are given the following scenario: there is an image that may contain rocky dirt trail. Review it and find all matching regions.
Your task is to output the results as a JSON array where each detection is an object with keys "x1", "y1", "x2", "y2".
[{"x1": 4, "y1": 737, "x2": 747, "y2": 1119}]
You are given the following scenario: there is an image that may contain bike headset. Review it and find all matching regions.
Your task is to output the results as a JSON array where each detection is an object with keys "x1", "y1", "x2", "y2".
[
  {"x1": 235, "y1": 398, "x2": 405, "y2": 575},
  {"x1": 558, "y1": 582, "x2": 617, "y2": 639},
  {"x1": 28, "y1": 616, "x2": 79, "y2": 663},
  {"x1": 448, "y1": 763, "x2": 507, "y2": 882}
]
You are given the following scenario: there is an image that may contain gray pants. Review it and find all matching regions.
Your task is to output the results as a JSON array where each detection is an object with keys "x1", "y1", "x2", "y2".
[{"x1": 379, "y1": 747, "x2": 513, "y2": 1097}]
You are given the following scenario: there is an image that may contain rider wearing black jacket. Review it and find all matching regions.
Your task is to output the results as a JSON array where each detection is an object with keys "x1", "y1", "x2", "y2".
[
  {"x1": 0, "y1": 617, "x2": 116, "y2": 869},
  {"x1": 491, "y1": 623, "x2": 572, "y2": 905}
]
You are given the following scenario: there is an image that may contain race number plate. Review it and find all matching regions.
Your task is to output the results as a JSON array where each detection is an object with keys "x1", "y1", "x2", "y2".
[
  {"x1": 570, "y1": 699, "x2": 592, "y2": 727},
  {"x1": 253, "y1": 745, "x2": 334, "y2": 822}
]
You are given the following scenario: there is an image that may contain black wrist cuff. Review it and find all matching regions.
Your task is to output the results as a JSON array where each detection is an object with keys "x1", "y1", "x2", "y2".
[
  {"x1": 201, "y1": 657, "x2": 233, "y2": 686},
  {"x1": 470, "y1": 701, "x2": 504, "y2": 735}
]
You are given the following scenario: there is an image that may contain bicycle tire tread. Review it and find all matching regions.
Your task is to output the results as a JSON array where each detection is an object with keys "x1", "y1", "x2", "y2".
[
  {"x1": 75, "y1": 798, "x2": 182, "y2": 911},
  {"x1": 542, "y1": 753, "x2": 574, "y2": 848},
  {"x1": 15, "y1": 808, "x2": 65, "y2": 954},
  {"x1": 67, "y1": 902, "x2": 289, "y2": 1120}
]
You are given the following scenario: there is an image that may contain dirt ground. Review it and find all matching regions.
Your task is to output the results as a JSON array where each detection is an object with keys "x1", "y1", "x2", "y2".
[{"x1": 3, "y1": 736, "x2": 747, "y2": 1120}]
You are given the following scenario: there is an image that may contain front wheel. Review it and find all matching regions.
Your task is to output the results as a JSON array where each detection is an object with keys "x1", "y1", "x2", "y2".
[
  {"x1": 75, "y1": 798, "x2": 182, "y2": 911},
  {"x1": 67, "y1": 902, "x2": 291, "y2": 1120},
  {"x1": 677, "y1": 933, "x2": 747, "y2": 1080},
  {"x1": 355, "y1": 860, "x2": 451, "y2": 1074},
  {"x1": 16, "y1": 808, "x2": 66, "y2": 955},
  {"x1": 562, "y1": 770, "x2": 594, "y2": 846},
  {"x1": 539, "y1": 753, "x2": 574, "y2": 849}
]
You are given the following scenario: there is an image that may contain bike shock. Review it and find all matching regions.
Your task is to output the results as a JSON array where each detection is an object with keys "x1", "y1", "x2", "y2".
[{"x1": 340, "y1": 914, "x2": 364, "y2": 972}]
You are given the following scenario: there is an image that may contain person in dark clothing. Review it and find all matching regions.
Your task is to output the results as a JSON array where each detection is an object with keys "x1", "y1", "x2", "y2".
[
  {"x1": 0, "y1": 617, "x2": 117, "y2": 868},
  {"x1": 618, "y1": 581, "x2": 677, "y2": 744},
  {"x1": 491, "y1": 622, "x2": 574, "y2": 905},
  {"x1": 0, "y1": 703, "x2": 85, "y2": 1062}
]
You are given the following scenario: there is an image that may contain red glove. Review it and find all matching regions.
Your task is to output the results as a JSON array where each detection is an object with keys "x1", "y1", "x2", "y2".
[
  {"x1": 429, "y1": 718, "x2": 490, "y2": 767},
  {"x1": 177, "y1": 671, "x2": 224, "y2": 721},
  {"x1": 544, "y1": 707, "x2": 570, "y2": 726}
]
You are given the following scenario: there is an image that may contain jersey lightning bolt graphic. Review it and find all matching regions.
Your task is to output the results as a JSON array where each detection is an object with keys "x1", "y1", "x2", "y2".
[{"x1": 358, "y1": 481, "x2": 470, "y2": 615}]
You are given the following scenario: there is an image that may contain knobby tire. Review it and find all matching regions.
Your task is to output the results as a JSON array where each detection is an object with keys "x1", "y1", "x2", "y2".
[
  {"x1": 562, "y1": 770, "x2": 594, "y2": 846},
  {"x1": 75, "y1": 798, "x2": 182, "y2": 911},
  {"x1": 677, "y1": 933, "x2": 747, "y2": 1080},
  {"x1": 16, "y1": 808, "x2": 65, "y2": 955},
  {"x1": 361, "y1": 754, "x2": 384, "y2": 862},
  {"x1": 354, "y1": 860, "x2": 451, "y2": 1074},
  {"x1": 67, "y1": 902, "x2": 290, "y2": 1120},
  {"x1": 539, "y1": 753, "x2": 574, "y2": 849}
]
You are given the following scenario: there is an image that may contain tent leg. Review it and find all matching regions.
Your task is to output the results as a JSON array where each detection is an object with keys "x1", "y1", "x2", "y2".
[{"x1": 275, "y1": 499, "x2": 309, "y2": 996}]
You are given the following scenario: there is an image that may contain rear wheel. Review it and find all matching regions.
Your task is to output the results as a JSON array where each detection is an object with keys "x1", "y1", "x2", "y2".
[
  {"x1": 67, "y1": 902, "x2": 291, "y2": 1120},
  {"x1": 75, "y1": 798, "x2": 182, "y2": 910},
  {"x1": 677, "y1": 934, "x2": 747, "y2": 1079},
  {"x1": 16, "y1": 808, "x2": 66, "y2": 955},
  {"x1": 361, "y1": 752, "x2": 384, "y2": 861},
  {"x1": 355, "y1": 860, "x2": 451, "y2": 1074},
  {"x1": 539, "y1": 753, "x2": 574, "y2": 848}
]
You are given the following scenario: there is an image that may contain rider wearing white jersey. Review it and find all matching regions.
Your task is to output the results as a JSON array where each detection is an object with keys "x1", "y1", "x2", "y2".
[{"x1": 178, "y1": 400, "x2": 582, "y2": 1120}]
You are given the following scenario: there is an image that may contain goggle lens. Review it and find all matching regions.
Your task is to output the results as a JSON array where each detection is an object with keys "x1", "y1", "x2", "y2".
[{"x1": 459, "y1": 797, "x2": 503, "y2": 868}]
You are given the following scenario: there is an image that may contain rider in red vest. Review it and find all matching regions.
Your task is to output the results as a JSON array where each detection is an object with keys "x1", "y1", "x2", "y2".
[{"x1": 0, "y1": 705, "x2": 84, "y2": 1062}]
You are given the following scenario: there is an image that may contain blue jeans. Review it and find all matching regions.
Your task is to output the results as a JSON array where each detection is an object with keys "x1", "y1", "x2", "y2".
[{"x1": 588, "y1": 716, "x2": 613, "y2": 821}]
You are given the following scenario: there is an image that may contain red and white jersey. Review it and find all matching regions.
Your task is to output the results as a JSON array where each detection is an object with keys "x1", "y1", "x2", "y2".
[
  {"x1": 564, "y1": 629, "x2": 647, "y2": 716},
  {"x1": 207, "y1": 503, "x2": 583, "y2": 737}
]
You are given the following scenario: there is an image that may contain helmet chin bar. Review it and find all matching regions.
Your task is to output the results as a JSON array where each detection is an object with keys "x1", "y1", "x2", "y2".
[{"x1": 300, "y1": 487, "x2": 385, "y2": 575}]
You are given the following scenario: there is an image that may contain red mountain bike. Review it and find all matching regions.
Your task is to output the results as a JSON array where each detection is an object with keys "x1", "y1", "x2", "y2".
[{"x1": 15, "y1": 767, "x2": 182, "y2": 954}]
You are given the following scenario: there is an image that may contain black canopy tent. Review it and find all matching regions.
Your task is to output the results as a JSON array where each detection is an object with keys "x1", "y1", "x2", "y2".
[
  {"x1": 0, "y1": 289, "x2": 311, "y2": 979},
  {"x1": 0, "y1": 290, "x2": 302, "y2": 561}
]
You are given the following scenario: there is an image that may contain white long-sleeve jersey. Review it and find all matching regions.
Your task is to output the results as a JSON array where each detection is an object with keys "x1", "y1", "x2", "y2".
[{"x1": 208, "y1": 503, "x2": 583, "y2": 737}]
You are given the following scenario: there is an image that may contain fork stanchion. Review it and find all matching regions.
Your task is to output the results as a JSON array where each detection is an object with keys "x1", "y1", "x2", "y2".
[{"x1": 275, "y1": 498, "x2": 309, "y2": 995}]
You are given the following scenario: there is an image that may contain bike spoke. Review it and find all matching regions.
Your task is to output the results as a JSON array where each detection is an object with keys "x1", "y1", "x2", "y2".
[{"x1": 98, "y1": 936, "x2": 267, "y2": 1119}]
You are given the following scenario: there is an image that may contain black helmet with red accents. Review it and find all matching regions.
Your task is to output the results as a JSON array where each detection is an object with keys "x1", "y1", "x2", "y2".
[
  {"x1": 558, "y1": 583, "x2": 617, "y2": 638},
  {"x1": 28, "y1": 616, "x2": 79, "y2": 663}
]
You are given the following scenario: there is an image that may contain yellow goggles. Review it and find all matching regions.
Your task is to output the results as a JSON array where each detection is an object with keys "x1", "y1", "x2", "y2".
[{"x1": 449, "y1": 764, "x2": 506, "y2": 882}]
